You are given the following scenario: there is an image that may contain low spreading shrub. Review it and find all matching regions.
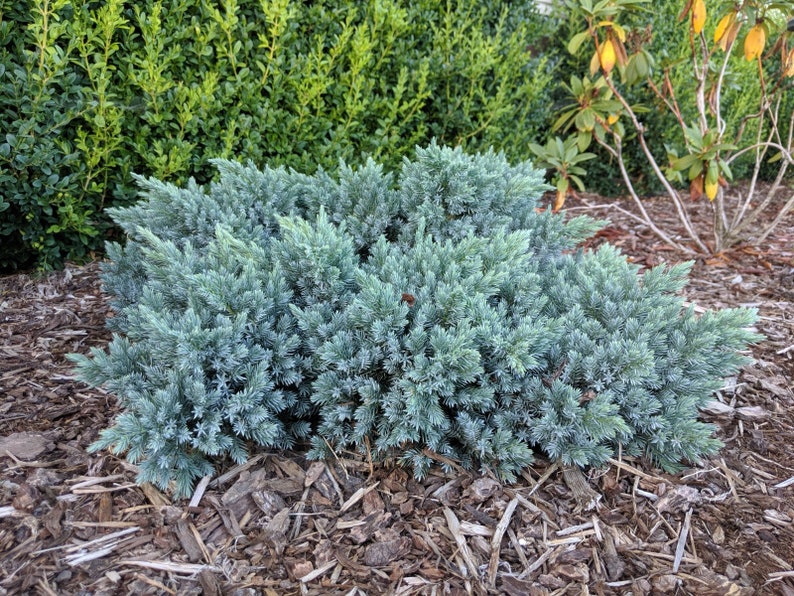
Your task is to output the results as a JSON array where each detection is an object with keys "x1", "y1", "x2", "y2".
[{"x1": 71, "y1": 145, "x2": 759, "y2": 497}]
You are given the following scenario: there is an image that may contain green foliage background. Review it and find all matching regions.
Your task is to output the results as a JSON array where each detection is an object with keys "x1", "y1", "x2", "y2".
[{"x1": 0, "y1": 0, "x2": 555, "y2": 271}]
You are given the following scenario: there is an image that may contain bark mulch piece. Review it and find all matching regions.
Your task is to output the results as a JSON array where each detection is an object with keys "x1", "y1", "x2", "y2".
[{"x1": 1, "y1": 192, "x2": 792, "y2": 595}]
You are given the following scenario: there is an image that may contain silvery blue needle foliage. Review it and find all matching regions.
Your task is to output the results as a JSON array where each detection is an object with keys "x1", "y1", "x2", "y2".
[{"x1": 71, "y1": 143, "x2": 759, "y2": 497}]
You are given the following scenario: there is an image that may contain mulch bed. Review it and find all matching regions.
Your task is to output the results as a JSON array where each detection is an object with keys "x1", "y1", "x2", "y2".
[{"x1": 1, "y1": 191, "x2": 793, "y2": 595}]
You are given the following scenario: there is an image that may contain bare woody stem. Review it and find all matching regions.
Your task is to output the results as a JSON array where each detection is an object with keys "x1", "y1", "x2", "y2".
[
  {"x1": 602, "y1": 75, "x2": 710, "y2": 253},
  {"x1": 593, "y1": 131, "x2": 695, "y2": 254}
]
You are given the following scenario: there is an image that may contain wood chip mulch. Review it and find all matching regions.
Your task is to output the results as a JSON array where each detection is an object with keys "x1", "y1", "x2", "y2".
[{"x1": 1, "y1": 192, "x2": 793, "y2": 595}]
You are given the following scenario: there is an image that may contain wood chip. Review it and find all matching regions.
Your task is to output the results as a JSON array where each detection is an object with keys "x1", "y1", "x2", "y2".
[
  {"x1": 188, "y1": 474, "x2": 212, "y2": 509},
  {"x1": 487, "y1": 497, "x2": 518, "y2": 586},
  {"x1": 174, "y1": 519, "x2": 204, "y2": 563},
  {"x1": 736, "y1": 405, "x2": 772, "y2": 420},
  {"x1": 117, "y1": 559, "x2": 221, "y2": 574},
  {"x1": 443, "y1": 507, "x2": 481, "y2": 582},
  {"x1": 702, "y1": 400, "x2": 736, "y2": 416},
  {"x1": 340, "y1": 482, "x2": 379, "y2": 513},
  {"x1": 0, "y1": 432, "x2": 52, "y2": 460},
  {"x1": 673, "y1": 508, "x2": 693, "y2": 573}
]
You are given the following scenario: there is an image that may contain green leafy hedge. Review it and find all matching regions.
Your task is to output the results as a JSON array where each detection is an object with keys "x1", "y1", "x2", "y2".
[
  {"x1": 0, "y1": 0, "x2": 555, "y2": 271},
  {"x1": 72, "y1": 144, "x2": 759, "y2": 497}
]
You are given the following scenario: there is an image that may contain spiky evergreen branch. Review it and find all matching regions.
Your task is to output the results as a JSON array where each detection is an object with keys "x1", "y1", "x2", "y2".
[{"x1": 71, "y1": 143, "x2": 759, "y2": 497}]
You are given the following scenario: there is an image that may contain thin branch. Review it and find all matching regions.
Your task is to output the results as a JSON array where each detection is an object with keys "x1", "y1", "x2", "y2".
[
  {"x1": 602, "y1": 76, "x2": 708, "y2": 252},
  {"x1": 753, "y1": 192, "x2": 794, "y2": 246},
  {"x1": 713, "y1": 33, "x2": 736, "y2": 137},
  {"x1": 725, "y1": 141, "x2": 793, "y2": 166},
  {"x1": 595, "y1": 133, "x2": 696, "y2": 253},
  {"x1": 647, "y1": 72, "x2": 687, "y2": 137},
  {"x1": 731, "y1": 104, "x2": 773, "y2": 230}
]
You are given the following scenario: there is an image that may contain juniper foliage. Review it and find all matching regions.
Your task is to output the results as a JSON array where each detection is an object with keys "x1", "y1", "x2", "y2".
[{"x1": 71, "y1": 144, "x2": 759, "y2": 497}]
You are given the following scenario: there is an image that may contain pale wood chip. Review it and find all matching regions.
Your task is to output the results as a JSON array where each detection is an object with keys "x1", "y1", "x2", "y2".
[
  {"x1": 188, "y1": 474, "x2": 212, "y2": 509},
  {"x1": 118, "y1": 559, "x2": 222, "y2": 574},
  {"x1": 68, "y1": 475, "x2": 127, "y2": 489},
  {"x1": 68, "y1": 521, "x2": 138, "y2": 529},
  {"x1": 487, "y1": 496, "x2": 518, "y2": 586},
  {"x1": 300, "y1": 559, "x2": 338, "y2": 583},
  {"x1": 0, "y1": 432, "x2": 52, "y2": 461},
  {"x1": 140, "y1": 482, "x2": 170, "y2": 507},
  {"x1": 736, "y1": 405, "x2": 772, "y2": 420},
  {"x1": 702, "y1": 400, "x2": 736, "y2": 416},
  {"x1": 459, "y1": 521, "x2": 494, "y2": 537},
  {"x1": 443, "y1": 507, "x2": 481, "y2": 582},
  {"x1": 556, "y1": 521, "x2": 594, "y2": 536},
  {"x1": 608, "y1": 457, "x2": 661, "y2": 482},
  {"x1": 773, "y1": 476, "x2": 794, "y2": 489},
  {"x1": 0, "y1": 506, "x2": 24, "y2": 519},
  {"x1": 673, "y1": 508, "x2": 693, "y2": 573},
  {"x1": 340, "y1": 482, "x2": 379, "y2": 513}
]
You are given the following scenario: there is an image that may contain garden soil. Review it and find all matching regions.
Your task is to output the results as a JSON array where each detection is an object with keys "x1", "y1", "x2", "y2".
[{"x1": 1, "y1": 191, "x2": 793, "y2": 595}]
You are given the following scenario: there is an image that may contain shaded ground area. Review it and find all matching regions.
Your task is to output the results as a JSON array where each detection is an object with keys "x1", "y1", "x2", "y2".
[{"x1": 1, "y1": 193, "x2": 793, "y2": 595}]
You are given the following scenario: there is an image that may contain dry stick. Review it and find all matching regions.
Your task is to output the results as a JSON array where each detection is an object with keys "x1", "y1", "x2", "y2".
[
  {"x1": 189, "y1": 475, "x2": 212, "y2": 509},
  {"x1": 673, "y1": 508, "x2": 693, "y2": 573},
  {"x1": 773, "y1": 476, "x2": 794, "y2": 489},
  {"x1": 300, "y1": 560, "x2": 338, "y2": 584},
  {"x1": 521, "y1": 460, "x2": 559, "y2": 499},
  {"x1": 443, "y1": 507, "x2": 481, "y2": 584},
  {"x1": 118, "y1": 559, "x2": 222, "y2": 574},
  {"x1": 209, "y1": 453, "x2": 266, "y2": 488},
  {"x1": 290, "y1": 486, "x2": 310, "y2": 542},
  {"x1": 132, "y1": 573, "x2": 176, "y2": 595},
  {"x1": 507, "y1": 527, "x2": 531, "y2": 571},
  {"x1": 518, "y1": 547, "x2": 558, "y2": 579},
  {"x1": 339, "y1": 482, "x2": 379, "y2": 514},
  {"x1": 487, "y1": 497, "x2": 518, "y2": 587},
  {"x1": 607, "y1": 457, "x2": 660, "y2": 483},
  {"x1": 731, "y1": 89, "x2": 772, "y2": 232},
  {"x1": 37, "y1": 578, "x2": 58, "y2": 596}
]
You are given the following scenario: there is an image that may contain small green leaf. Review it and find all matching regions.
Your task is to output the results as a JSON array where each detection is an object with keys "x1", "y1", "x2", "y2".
[
  {"x1": 706, "y1": 160, "x2": 719, "y2": 186},
  {"x1": 556, "y1": 177, "x2": 570, "y2": 194},
  {"x1": 580, "y1": 108, "x2": 596, "y2": 131},
  {"x1": 767, "y1": 151, "x2": 783, "y2": 164},
  {"x1": 568, "y1": 31, "x2": 591, "y2": 55},
  {"x1": 688, "y1": 161, "x2": 704, "y2": 181},
  {"x1": 672, "y1": 154, "x2": 700, "y2": 171},
  {"x1": 718, "y1": 160, "x2": 733, "y2": 181},
  {"x1": 577, "y1": 131, "x2": 592, "y2": 151}
]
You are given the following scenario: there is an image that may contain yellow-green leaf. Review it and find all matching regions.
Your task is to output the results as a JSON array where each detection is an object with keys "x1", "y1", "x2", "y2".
[{"x1": 568, "y1": 31, "x2": 591, "y2": 55}]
